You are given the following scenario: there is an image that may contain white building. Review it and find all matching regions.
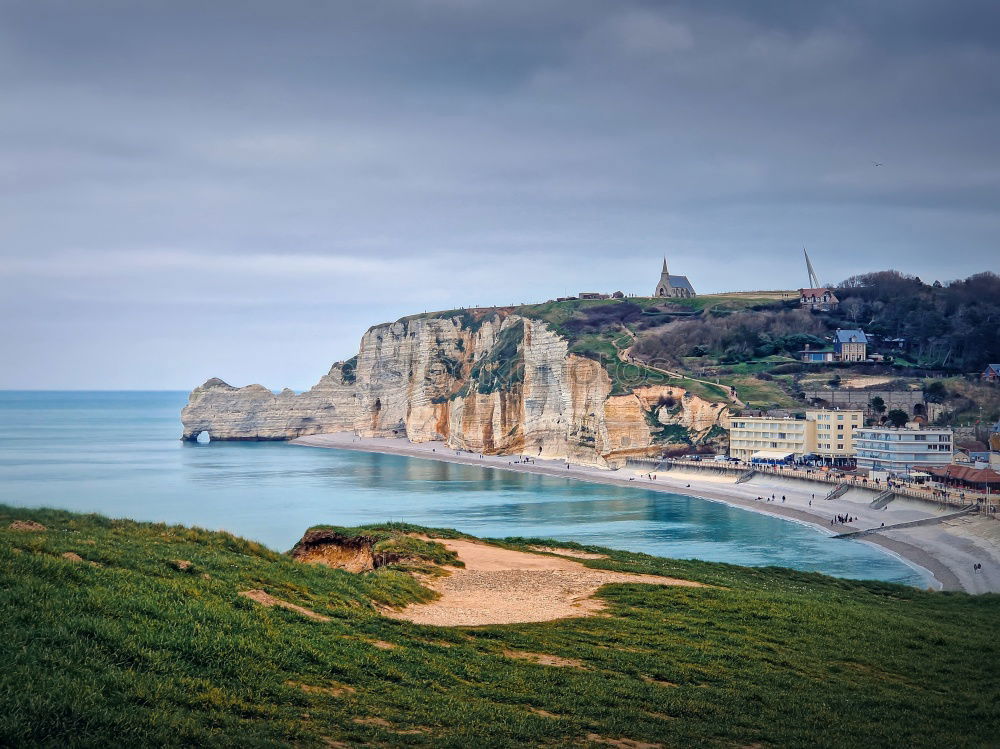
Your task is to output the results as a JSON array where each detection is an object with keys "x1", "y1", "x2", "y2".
[
  {"x1": 728, "y1": 416, "x2": 813, "y2": 462},
  {"x1": 853, "y1": 426, "x2": 954, "y2": 477},
  {"x1": 728, "y1": 409, "x2": 864, "y2": 464}
]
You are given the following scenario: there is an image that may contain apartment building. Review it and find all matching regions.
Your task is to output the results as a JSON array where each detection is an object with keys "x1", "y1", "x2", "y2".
[
  {"x1": 728, "y1": 415, "x2": 814, "y2": 462},
  {"x1": 807, "y1": 409, "x2": 864, "y2": 464},
  {"x1": 728, "y1": 409, "x2": 863, "y2": 463},
  {"x1": 853, "y1": 426, "x2": 954, "y2": 477}
]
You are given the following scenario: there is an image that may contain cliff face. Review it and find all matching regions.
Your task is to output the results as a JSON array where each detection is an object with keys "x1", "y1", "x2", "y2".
[
  {"x1": 180, "y1": 365, "x2": 357, "y2": 441},
  {"x1": 181, "y1": 311, "x2": 729, "y2": 467}
]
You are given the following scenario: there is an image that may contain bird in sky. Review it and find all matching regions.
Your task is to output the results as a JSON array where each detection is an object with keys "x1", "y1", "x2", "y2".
[{"x1": 873, "y1": 161, "x2": 884, "y2": 167}]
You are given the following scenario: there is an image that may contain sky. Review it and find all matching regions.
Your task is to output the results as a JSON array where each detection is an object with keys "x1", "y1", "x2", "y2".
[{"x1": 2, "y1": 0, "x2": 998, "y2": 390}]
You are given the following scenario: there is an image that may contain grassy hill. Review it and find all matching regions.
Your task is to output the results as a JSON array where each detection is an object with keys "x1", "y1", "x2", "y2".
[{"x1": 3, "y1": 505, "x2": 998, "y2": 747}]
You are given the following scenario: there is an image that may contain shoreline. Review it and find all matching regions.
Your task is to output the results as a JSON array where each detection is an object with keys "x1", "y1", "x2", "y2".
[{"x1": 291, "y1": 433, "x2": 1000, "y2": 594}]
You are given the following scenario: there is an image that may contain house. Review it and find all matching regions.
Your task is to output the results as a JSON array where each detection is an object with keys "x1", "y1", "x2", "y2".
[
  {"x1": 983, "y1": 364, "x2": 1000, "y2": 382},
  {"x1": 834, "y1": 329, "x2": 868, "y2": 362},
  {"x1": 799, "y1": 344, "x2": 835, "y2": 363},
  {"x1": 578, "y1": 292, "x2": 610, "y2": 300},
  {"x1": 799, "y1": 287, "x2": 839, "y2": 311}
]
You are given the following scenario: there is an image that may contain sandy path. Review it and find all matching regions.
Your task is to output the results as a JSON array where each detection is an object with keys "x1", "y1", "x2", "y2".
[
  {"x1": 291, "y1": 433, "x2": 1000, "y2": 594},
  {"x1": 383, "y1": 539, "x2": 703, "y2": 627}
]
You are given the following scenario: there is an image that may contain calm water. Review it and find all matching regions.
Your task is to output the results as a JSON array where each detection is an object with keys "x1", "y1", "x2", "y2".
[{"x1": 0, "y1": 391, "x2": 929, "y2": 586}]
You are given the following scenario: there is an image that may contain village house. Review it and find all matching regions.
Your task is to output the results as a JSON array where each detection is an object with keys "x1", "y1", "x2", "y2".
[
  {"x1": 834, "y1": 329, "x2": 868, "y2": 362},
  {"x1": 799, "y1": 344, "x2": 835, "y2": 363},
  {"x1": 983, "y1": 364, "x2": 1000, "y2": 382},
  {"x1": 799, "y1": 287, "x2": 839, "y2": 311}
]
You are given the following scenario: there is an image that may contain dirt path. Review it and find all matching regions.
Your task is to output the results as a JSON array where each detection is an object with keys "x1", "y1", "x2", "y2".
[
  {"x1": 383, "y1": 539, "x2": 703, "y2": 627},
  {"x1": 615, "y1": 325, "x2": 745, "y2": 409}
]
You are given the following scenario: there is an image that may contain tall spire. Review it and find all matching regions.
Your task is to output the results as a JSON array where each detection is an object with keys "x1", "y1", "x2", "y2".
[
  {"x1": 662, "y1": 256, "x2": 669, "y2": 276},
  {"x1": 803, "y1": 247, "x2": 820, "y2": 288}
]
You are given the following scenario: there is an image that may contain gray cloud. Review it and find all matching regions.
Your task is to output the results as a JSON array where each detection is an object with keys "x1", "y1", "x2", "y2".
[{"x1": 1, "y1": 0, "x2": 998, "y2": 388}]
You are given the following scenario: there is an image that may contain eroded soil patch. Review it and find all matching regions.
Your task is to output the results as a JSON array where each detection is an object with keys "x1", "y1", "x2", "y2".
[
  {"x1": 384, "y1": 538, "x2": 704, "y2": 626},
  {"x1": 290, "y1": 531, "x2": 377, "y2": 572},
  {"x1": 238, "y1": 589, "x2": 331, "y2": 621},
  {"x1": 504, "y1": 650, "x2": 585, "y2": 668},
  {"x1": 585, "y1": 734, "x2": 665, "y2": 748},
  {"x1": 529, "y1": 545, "x2": 609, "y2": 559},
  {"x1": 287, "y1": 681, "x2": 355, "y2": 697},
  {"x1": 9, "y1": 520, "x2": 46, "y2": 532}
]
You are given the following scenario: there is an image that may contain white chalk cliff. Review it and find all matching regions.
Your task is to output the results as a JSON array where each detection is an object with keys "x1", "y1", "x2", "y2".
[{"x1": 181, "y1": 310, "x2": 729, "y2": 467}]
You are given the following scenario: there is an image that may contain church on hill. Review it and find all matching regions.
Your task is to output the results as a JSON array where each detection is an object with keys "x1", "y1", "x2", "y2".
[{"x1": 653, "y1": 257, "x2": 696, "y2": 298}]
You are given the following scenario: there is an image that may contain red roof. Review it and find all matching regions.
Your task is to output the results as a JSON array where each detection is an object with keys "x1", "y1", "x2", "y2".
[
  {"x1": 799, "y1": 288, "x2": 838, "y2": 298},
  {"x1": 923, "y1": 464, "x2": 1000, "y2": 484}
]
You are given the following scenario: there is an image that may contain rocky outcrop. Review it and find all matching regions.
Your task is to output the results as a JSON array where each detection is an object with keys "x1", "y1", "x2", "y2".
[
  {"x1": 182, "y1": 310, "x2": 730, "y2": 466},
  {"x1": 181, "y1": 364, "x2": 357, "y2": 441}
]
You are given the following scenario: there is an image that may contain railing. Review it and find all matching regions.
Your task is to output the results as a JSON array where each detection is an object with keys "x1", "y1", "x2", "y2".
[
  {"x1": 824, "y1": 483, "x2": 850, "y2": 500},
  {"x1": 870, "y1": 489, "x2": 896, "y2": 509},
  {"x1": 660, "y1": 458, "x2": 996, "y2": 516},
  {"x1": 736, "y1": 469, "x2": 756, "y2": 484}
]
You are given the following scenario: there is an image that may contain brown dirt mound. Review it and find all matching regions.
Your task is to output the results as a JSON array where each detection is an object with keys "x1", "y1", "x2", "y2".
[
  {"x1": 291, "y1": 531, "x2": 377, "y2": 572},
  {"x1": 384, "y1": 539, "x2": 704, "y2": 627},
  {"x1": 9, "y1": 520, "x2": 46, "y2": 532},
  {"x1": 290, "y1": 530, "x2": 427, "y2": 573},
  {"x1": 61, "y1": 552, "x2": 84, "y2": 563},
  {"x1": 238, "y1": 589, "x2": 331, "y2": 621}
]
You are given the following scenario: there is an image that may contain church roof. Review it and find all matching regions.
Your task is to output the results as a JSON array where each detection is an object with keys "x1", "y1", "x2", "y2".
[{"x1": 665, "y1": 275, "x2": 695, "y2": 293}]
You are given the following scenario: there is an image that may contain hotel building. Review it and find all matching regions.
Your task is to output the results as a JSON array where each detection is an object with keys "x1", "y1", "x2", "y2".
[
  {"x1": 728, "y1": 409, "x2": 864, "y2": 463},
  {"x1": 853, "y1": 426, "x2": 954, "y2": 477}
]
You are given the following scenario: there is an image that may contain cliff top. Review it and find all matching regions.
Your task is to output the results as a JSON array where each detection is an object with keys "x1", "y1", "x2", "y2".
[{"x1": 4, "y1": 503, "x2": 997, "y2": 746}]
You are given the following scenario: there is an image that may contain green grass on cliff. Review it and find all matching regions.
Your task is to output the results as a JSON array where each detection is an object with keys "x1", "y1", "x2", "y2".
[{"x1": 3, "y1": 505, "x2": 997, "y2": 748}]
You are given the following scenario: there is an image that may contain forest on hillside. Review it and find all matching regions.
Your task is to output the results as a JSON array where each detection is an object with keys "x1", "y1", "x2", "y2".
[
  {"x1": 834, "y1": 271, "x2": 1000, "y2": 371},
  {"x1": 631, "y1": 270, "x2": 999, "y2": 373}
]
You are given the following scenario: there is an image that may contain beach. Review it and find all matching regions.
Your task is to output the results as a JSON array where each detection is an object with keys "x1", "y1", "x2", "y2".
[{"x1": 292, "y1": 433, "x2": 1000, "y2": 594}]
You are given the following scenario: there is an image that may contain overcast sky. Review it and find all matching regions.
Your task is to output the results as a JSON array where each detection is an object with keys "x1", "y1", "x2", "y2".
[{"x1": 2, "y1": 1, "x2": 998, "y2": 389}]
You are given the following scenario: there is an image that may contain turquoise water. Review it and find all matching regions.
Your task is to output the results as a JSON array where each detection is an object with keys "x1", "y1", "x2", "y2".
[{"x1": 0, "y1": 391, "x2": 929, "y2": 586}]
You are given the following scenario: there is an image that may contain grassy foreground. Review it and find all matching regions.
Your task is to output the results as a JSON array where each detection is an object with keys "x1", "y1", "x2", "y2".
[{"x1": 2, "y1": 505, "x2": 998, "y2": 748}]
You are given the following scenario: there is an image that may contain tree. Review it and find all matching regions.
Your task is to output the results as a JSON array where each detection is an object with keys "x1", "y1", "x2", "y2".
[
  {"x1": 887, "y1": 409, "x2": 909, "y2": 428},
  {"x1": 869, "y1": 396, "x2": 886, "y2": 415},
  {"x1": 925, "y1": 381, "x2": 948, "y2": 403}
]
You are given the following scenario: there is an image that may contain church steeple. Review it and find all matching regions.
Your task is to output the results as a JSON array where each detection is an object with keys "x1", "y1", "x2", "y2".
[{"x1": 653, "y1": 255, "x2": 696, "y2": 299}]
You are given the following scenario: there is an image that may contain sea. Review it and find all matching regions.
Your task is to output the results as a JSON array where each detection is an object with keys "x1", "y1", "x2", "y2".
[{"x1": 0, "y1": 391, "x2": 930, "y2": 587}]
